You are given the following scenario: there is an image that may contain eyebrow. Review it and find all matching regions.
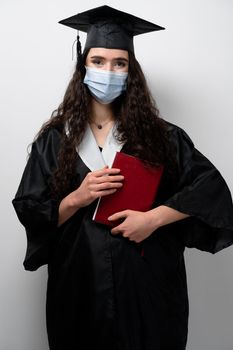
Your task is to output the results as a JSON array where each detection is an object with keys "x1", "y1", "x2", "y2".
[{"x1": 90, "y1": 55, "x2": 129, "y2": 62}]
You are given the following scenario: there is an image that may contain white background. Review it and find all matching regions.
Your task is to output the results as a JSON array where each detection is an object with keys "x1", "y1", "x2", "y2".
[{"x1": 1, "y1": 0, "x2": 233, "y2": 349}]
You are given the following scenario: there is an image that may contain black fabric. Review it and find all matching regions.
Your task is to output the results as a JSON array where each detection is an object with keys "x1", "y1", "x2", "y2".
[
  {"x1": 163, "y1": 124, "x2": 233, "y2": 253},
  {"x1": 12, "y1": 123, "x2": 233, "y2": 350},
  {"x1": 59, "y1": 5, "x2": 165, "y2": 53}
]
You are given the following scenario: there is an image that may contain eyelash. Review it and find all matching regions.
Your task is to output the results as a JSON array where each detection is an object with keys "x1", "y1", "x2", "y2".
[
  {"x1": 92, "y1": 59, "x2": 102, "y2": 65},
  {"x1": 115, "y1": 61, "x2": 126, "y2": 67},
  {"x1": 91, "y1": 60, "x2": 126, "y2": 67}
]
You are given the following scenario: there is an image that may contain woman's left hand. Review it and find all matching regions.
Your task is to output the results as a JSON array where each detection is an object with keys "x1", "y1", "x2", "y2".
[
  {"x1": 108, "y1": 210, "x2": 158, "y2": 243},
  {"x1": 108, "y1": 206, "x2": 190, "y2": 243}
]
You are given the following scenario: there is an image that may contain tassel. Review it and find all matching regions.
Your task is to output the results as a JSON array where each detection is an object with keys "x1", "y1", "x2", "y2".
[
  {"x1": 72, "y1": 30, "x2": 82, "y2": 63},
  {"x1": 76, "y1": 32, "x2": 82, "y2": 60}
]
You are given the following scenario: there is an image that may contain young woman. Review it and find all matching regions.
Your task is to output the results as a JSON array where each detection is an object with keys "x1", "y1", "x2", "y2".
[{"x1": 12, "y1": 5, "x2": 233, "y2": 350}]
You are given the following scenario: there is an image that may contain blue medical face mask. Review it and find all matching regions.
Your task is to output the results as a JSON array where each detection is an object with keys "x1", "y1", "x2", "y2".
[{"x1": 83, "y1": 66, "x2": 128, "y2": 104}]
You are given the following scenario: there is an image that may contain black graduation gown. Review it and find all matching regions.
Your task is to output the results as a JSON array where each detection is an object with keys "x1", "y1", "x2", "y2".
[{"x1": 12, "y1": 123, "x2": 233, "y2": 350}]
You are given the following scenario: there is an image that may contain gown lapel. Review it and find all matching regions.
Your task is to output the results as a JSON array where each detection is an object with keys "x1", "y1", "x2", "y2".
[{"x1": 77, "y1": 123, "x2": 124, "y2": 171}]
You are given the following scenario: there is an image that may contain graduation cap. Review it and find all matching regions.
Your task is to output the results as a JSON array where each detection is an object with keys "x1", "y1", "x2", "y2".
[{"x1": 59, "y1": 5, "x2": 165, "y2": 58}]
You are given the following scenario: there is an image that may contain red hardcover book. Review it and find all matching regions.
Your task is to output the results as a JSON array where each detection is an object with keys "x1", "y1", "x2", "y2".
[{"x1": 93, "y1": 152, "x2": 164, "y2": 226}]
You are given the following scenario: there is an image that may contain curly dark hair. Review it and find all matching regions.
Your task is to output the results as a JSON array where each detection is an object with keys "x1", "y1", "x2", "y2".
[{"x1": 36, "y1": 51, "x2": 176, "y2": 199}]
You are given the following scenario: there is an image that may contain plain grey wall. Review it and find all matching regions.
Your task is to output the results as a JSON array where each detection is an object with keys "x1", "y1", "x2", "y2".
[{"x1": 1, "y1": 0, "x2": 233, "y2": 349}]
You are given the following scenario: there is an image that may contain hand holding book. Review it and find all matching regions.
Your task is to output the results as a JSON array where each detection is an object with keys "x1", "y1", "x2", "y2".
[{"x1": 93, "y1": 152, "x2": 164, "y2": 227}]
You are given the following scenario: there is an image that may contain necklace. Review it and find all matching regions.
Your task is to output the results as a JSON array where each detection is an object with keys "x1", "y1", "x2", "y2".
[{"x1": 91, "y1": 119, "x2": 113, "y2": 130}]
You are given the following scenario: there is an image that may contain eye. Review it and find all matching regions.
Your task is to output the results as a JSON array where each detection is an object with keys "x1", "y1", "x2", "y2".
[
  {"x1": 91, "y1": 59, "x2": 103, "y2": 66},
  {"x1": 114, "y1": 60, "x2": 127, "y2": 68}
]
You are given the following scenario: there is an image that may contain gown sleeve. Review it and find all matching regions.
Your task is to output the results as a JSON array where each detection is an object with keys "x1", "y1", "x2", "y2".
[
  {"x1": 12, "y1": 129, "x2": 62, "y2": 271},
  {"x1": 164, "y1": 125, "x2": 233, "y2": 254}
]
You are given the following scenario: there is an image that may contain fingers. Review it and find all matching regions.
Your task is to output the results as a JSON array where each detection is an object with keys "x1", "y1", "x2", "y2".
[
  {"x1": 87, "y1": 177, "x2": 123, "y2": 193},
  {"x1": 94, "y1": 181, "x2": 123, "y2": 190},
  {"x1": 87, "y1": 167, "x2": 124, "y2": 182},
  {"x1": 93, "y1": 167, "x2": 122, "y2": 177},
  {"x1": 86, "y1": 167, "x2": 124, "y2": 191},
  {"x1": 108, "y1": 210, "x2": 129, "y2": 221},
  {"x1": 108, "y1": 211, "x2": 129, "y2": 234},
  {"x1": 94, "y1": 175, "x2": 124, "y2": 185},
  {"x1": 80, "y1": 167, "x2": 124, "y2": 205},
  {"x1": 95, "y1": 188, "x2": 118, "y2": 197},
  {"x1": 111, "y1": 223, "x2": 124, "y2": 234}
]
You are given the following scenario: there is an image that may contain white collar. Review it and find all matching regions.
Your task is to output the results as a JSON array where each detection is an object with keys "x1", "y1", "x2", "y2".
[{"x1": 66, "y1": 123, "x2": 124, "y2": 171}]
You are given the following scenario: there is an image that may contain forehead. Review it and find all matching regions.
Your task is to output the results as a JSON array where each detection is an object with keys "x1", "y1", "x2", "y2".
[{"x1": 87, "y1": 48, "x2": 129, "y2": 60}]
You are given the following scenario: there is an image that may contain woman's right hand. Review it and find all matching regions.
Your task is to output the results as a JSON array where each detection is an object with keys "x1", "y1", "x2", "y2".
[
  {"x1": 58, "y1": 166, "x2": 124, "y2": 226},
  {"x1": 72, "y1": 166, "x2": 124, "y2": 208}
]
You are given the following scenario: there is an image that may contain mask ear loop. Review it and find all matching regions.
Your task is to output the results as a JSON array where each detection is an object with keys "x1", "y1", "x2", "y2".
[{"x1": 72, "y1": 30, "x2": 82, "y2": 63}]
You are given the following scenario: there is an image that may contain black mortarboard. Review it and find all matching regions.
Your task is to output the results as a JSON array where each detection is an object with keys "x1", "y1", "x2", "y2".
[{"x1": 59, "y1": 5, "x2": 165, "y2": 54}]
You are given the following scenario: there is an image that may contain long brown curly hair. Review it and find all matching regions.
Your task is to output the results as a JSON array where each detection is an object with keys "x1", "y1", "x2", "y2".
[{"x1": 37, "y1": 51, "x2": 176, "y2": 199}]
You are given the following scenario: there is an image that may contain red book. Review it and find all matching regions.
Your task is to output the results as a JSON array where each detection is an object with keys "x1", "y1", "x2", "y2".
[{"x1": 93, "y1": 152, "x2": 164, "y2": 226}]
